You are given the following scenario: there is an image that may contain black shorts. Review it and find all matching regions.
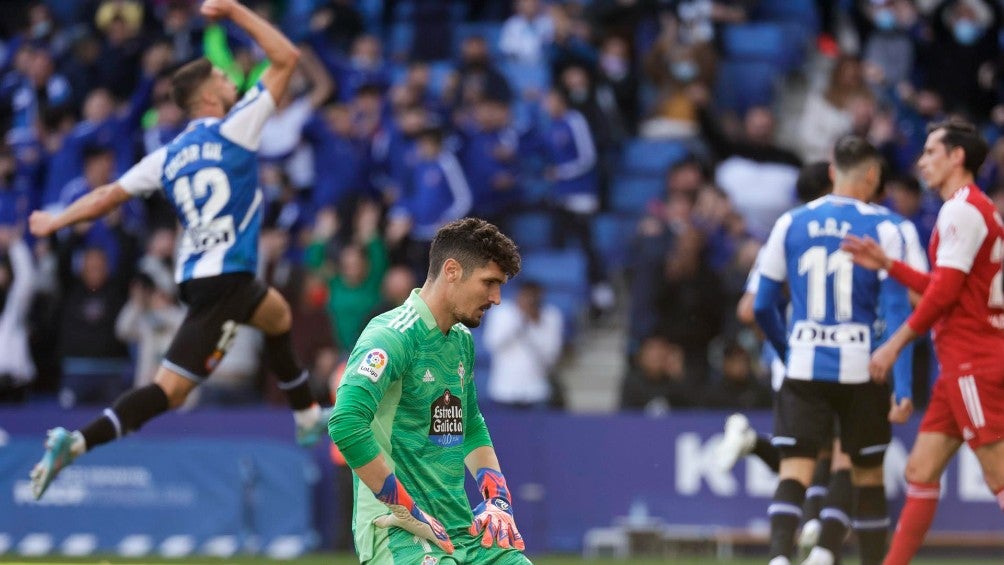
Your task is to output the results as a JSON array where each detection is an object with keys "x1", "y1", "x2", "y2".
[
  {"x1": 773, "y1": 378, "x2": 891, "y2": 467},
  {"x1": 162, "y1": 273, "x2": 268, "y2": 382}
]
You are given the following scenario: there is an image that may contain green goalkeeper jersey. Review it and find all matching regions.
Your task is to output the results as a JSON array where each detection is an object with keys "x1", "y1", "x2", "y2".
[{"x1": 329, "y1": 289, "x2": 493, "y2": 560}]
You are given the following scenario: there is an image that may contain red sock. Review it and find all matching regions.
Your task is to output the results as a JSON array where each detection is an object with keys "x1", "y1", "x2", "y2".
[{"x1": 883, "y1": 481, "x2": 940, "y2": 565}]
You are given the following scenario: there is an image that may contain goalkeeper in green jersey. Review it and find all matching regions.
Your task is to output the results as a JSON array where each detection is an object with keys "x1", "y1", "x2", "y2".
[{"x1": 329, "y1": 218, "x2": 531, "y2": 565}]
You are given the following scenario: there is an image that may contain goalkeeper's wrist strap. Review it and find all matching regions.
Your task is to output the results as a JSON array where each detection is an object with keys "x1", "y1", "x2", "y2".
[{"x1": 475, "y1": 467, "x2": 511, "y2": 503}]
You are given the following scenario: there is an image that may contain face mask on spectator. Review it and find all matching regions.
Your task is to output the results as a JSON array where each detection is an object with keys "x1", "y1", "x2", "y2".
[
  {"x1": 670, "y1": 60, "x2": 697, "y2": 83},
  {"x1": 600, "y1": 55, "x2": 628, "y2": 80},
  {"x1": 874, "y1": 8, "x2": 896, "y2": 30},
  {"x1": 31, "y1": 20, "x2": 52, "y2": 38},
  {"x1": 952, "y1": 19, "x2": 982, "y2": 45}
]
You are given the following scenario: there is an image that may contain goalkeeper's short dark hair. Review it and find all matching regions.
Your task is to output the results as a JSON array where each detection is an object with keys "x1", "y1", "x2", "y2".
[{"x1": 428, "y1": 218, "x2": 521, "y2": 281}]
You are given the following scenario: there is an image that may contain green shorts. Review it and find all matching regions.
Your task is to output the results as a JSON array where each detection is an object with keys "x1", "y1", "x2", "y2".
[{"x1": 363, "y1": 527, "x2": 532, "y2": 565}]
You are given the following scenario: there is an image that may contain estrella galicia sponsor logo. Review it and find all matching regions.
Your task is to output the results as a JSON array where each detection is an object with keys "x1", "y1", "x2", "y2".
[
  {"x1": 357, "y1": 348, "x2": 388, "y2": 382},
  {"x1": 429, "y1": 389, "x2": 463, "y2": 447}
]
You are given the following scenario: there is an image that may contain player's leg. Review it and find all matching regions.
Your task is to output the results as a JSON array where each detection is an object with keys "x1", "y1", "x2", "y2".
[
  {"x1": 972, "y1": 440, "x2": 1004, "y2": 508},
  {"x1": 964, "y1": 372, "x2": 1004, "y2": 506},
  {"x1": 29, "y1": 365, "x2": 194, "y2": 500},
  {"x1": 798, "y1": 441, "x2": 834, "y2": 550},
  {"x1": 884, "y1": 374, "x2": 964, "y2": 565},
  {"x1": 883, "y1": 432, "x2": 959, "y2": 565},
  {"x1": 248, "y1": 286, "x2": 324, "y2": 445},
  {"x1": 768, "y1": 380, "x2": 833, "y2": 565},
  {"x1": 804, "y1": 441, "x2": 851, "y2": 563},
  {"x1": 716, "y1": 413, "x2": 762, "y2": 472}
]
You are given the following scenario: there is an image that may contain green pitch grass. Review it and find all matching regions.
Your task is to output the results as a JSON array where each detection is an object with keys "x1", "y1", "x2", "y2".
[{"x1": 2, "y1": 553, "x2": 999, "y2": 564}]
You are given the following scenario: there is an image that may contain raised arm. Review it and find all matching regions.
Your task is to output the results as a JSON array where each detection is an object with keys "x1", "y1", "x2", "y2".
[
  {"x1": 201, "y1": 0, "x2": 300, "y2": 102},
  {"x1": 28, "y1": 183, "x2": 132, "y2": 238}
]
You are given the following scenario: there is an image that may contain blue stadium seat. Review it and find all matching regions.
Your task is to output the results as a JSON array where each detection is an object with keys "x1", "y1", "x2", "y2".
[
  {"x1": 714, "y1": 60, "x2": 779, "y2": 115},
  {"x1": 592, "y1": 213, "x2": 640, "y2": 273},
  {"x1": 620, "y1": 139, "x2": 689, "y2": 176},
  {"x1": 520, "y1": 249, "x2": 589, "y2": 297},
  {"x1": 508, "y1": 211, "x2": 554, "y2": 251},
  {"x1": 721, "y1": 23, "x2": 806, "y2": 73},
  {"x1": 610, "y1": 174, "x2": 664, "y2": 213},
  {"x1": 751, "y1": 0, "x2": 819, "y2": 31}
]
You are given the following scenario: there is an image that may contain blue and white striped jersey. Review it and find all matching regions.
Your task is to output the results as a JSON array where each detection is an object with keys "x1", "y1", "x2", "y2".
[
  {"x1": 118, "y1": 81, "x2": 275, "y2": 283},
  {"x1": 756, "y1": 195, "x2": 910, "y2": 383}
]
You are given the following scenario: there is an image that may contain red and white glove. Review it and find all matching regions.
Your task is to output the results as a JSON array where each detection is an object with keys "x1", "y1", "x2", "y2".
[
  {"x1": 469, "y1": 468, "x2": 525, "y2": 550},
  {"x1": 374, "y1": 473, "x2": 454, "y2": 554}
]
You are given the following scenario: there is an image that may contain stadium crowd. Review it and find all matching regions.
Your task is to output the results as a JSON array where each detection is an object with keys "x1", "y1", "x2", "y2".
[{"x1": 0, "y1": 0, "x2": 1001, "y2": 413}]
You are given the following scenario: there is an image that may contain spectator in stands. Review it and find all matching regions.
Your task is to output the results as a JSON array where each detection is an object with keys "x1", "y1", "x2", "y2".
[
  {"x1": 546, "y1": 4, "x2": 596, "y2": 77},
  {"x1": 620, "y1": 334, "x2": 699, "y2": 413},
  {"x1": 655, "y1": 226, "x2": 725, "y2": 381},
  {"x1": 304, "y1": 100, "x2": 369, "y2": 214},
  {"x1": 559, "y1": 63, "x2": 627, "y2": 209},
  {"x1": 539, "y1": 86, "x2": 613, "y2": 314},
  {"x1": 308, "y1": 202, "x2": 389, "y2": 353},
  {"x1": 797, "y1": 55, "x2": 874, "y2": 163},
  {"x1": 690, "y1": 85, "x2": 802, "y2": 240},
  {"x1": 367, "y1": 264, "x2": 417, "y2": 322},
  {"x1": 641, "y1": 13, "x2": 716, "y2": 137},
  {"x1": 857, "y1": 0, "x2": 919, "y2": 90},
  {"x1": 305, "y1": 0, "x2": 365, "y2": 58},
  {"x1": 289, "y1": 272, "x2": 338, "y2": 403},
  {"x1": 160, "y1": 0, "x2": 204, "y2": 65},
  {"x1": 258, "y1": 47, "x2": 333, "y2": 192},
  {"x1": 56, "y1": 234, "x2": 135, "y2": 407},
  {"x1": 371, "y1": 103, "x2": 427, "y2": 206},
  {"x1": 332, "y1": 34, "x2": 390, "y2": 103},
  {"x1": 596, "y1": 35, "x2": 639, "y2": 136},
  {"x1": 701, "y1": 340, "x2": 771, "y2": 409},
  {"x1": 483, "y1": 279, "x2": 564, "y2": 410},
  {"x1": 627, "y1": 156, "x2": 708, "y2": 351},
  {"x1": 386, "y1": 123, "x2": 472, "y2": 279},
  {"x1": 499, "y1": 0, "x2": 554, "y2": 65},
  {"x1": 882, "y1": 173, "x2": 938, "y2": 248},
  {"x1": 917, "y1": 0, "x2": 1001, "y2": 118},
  {"x1": 94, "y1": 0, "x2": 147, "y2": 99},
  {"x1": 0, "y1": 212, "x2": 36, "y2": 403},
  {"x1": 458, "y1": 94, "x2": 521, "y2": 230},
  {"x1": 6, "y1": 44, "x2": 73, "y2": 131},
  {"x1": 447, "y1": 35, "x2": 513, "y2": 110},
  {"x1": 115, "y1": 272, "x2": 185, "y2": 389}
]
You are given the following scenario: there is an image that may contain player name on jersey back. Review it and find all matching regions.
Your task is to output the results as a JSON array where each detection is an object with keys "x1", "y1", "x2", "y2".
[{"x1": 164, "y1": 142, "x2": 223, "y2": 180}]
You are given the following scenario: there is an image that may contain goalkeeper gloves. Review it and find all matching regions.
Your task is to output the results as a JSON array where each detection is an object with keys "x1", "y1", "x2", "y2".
[
  {"x1": 373, "y1": 473, "x2": 455, "y2": 554},
  {"x1": 469, "y1": 467, "x2": 525, "y2": 550}
]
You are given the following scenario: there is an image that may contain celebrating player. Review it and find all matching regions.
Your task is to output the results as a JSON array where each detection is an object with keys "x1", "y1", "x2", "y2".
[
  {"x1": 329, "y1": 218, "x2": 531, "y2": 564},
  {"x1": 841, "y1": 118, "x2": 1004, "y2": 565},
  {"x1": 754, "y1": 136, "x2": 912, "y2": 565},
  {"x1": 28, "y1": 0, "x2": 327, "y2": 500}
]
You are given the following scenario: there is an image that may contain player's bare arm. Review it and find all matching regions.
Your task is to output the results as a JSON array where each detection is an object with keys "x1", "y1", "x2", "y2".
[
  {"x1": 869, "y1": 323, "x2": 918, "y2": 383},
  {"x1": 28, "y1": 183, "x2": 132, "y2": 237},
  {"x1": 202, "y1": 0, "x2": 299, "y2": 101}
]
